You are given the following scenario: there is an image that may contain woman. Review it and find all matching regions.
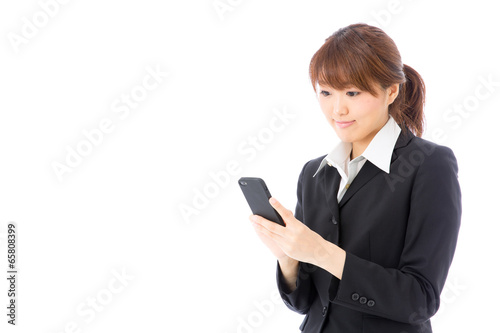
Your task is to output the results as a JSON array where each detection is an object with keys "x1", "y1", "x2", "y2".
[{"x1": 249, "y1": 23, "x2": 461, "y2": 333}]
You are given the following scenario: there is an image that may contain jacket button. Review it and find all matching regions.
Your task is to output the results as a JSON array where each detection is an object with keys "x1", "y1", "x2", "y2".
[
  {"x1": 359, "y1": 297, "x2": 367, "y2": 304},
  {"x1": 351, "y1": 293, "x2": 360, "y2": 301},
  {"x1": 367, "y1": 300, "x2": 375, "y2": 307},
  {"x1": 322, "y1": 306, "x2": 327, "y2": 316},
  {"x1": 331, "y1": 217, "x2": 338, "y2": 225}
]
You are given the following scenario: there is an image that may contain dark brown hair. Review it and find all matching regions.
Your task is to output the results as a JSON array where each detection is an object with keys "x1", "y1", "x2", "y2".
[{"x1": 309, "y1": 23, "x2": 425, "y2": 137}]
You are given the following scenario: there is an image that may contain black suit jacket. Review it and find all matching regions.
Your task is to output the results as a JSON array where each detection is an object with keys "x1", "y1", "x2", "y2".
[{"x1": 276, "y1": 130, "x2": 461, "y2": 333}]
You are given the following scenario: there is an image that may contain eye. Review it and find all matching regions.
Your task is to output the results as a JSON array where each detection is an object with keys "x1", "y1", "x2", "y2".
[
  {"x1": 346, "y1": 91, "x2": 360, "y2": 97},
  {"x1": 320, "y1": 90, "x2": 331, "y2": 97}
]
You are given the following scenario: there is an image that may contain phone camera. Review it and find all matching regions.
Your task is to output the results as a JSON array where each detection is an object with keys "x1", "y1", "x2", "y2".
[{"x1": 239, "y1": 181, "x2": 247, "y2": 186}]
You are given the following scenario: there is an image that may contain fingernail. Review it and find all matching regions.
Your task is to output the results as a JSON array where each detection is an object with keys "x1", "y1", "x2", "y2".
[{"x1": 269, "y1": 197, "x2": 277, "y2": 204}]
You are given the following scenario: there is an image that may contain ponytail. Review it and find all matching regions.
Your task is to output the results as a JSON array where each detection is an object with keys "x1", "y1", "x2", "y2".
[{"x1": 390, "y1": 64, "x2": 426, "y2": 137}]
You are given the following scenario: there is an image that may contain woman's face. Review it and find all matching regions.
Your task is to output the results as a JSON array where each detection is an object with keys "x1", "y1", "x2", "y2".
[{"x1": 316, "y1": 83, "x2": 399, "y2": 156}]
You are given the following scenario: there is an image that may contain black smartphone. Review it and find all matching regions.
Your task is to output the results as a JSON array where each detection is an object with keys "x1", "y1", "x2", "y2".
[{"x1": 238, "y1": 177, "x2": 285, "y2": 226}]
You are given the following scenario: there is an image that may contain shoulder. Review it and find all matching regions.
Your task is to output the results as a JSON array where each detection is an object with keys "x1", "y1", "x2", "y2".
[
  {"x1": 299, "y1": 154, "x2": 327, "y2": 177},
  {"x1": 384, "y1": 134, "x2": 460, "y2": 195},
  {"x1": 406, "y1": 136, "x2": 456, "y2": 162},
  {"x1": 395, "y1": 134, "x2": 459, "y2": 178}
]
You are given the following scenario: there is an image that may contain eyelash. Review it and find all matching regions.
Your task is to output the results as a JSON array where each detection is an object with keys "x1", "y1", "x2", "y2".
[{"x1": 320, "y1": 90, "x2": 360, "y2": 97}]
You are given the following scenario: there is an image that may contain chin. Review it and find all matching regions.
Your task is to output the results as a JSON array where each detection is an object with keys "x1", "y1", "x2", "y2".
[{"x1": 332, "y1": 127, "x2": 356, "y2": 143}]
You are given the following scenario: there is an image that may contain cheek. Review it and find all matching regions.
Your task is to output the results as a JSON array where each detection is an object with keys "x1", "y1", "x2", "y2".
[
  {"x1": 346, "y1": 100, "x2": 369, "y2": 119},
  {"x1": 319, "y1": 100, "x2": 331, "y2": 118},
  {"x1": 355, "y1": 98, "x2": 385, "y2": 119}
]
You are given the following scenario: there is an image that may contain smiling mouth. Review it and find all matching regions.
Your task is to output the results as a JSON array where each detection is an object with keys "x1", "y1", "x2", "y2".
[{"x1": 335, "y1": 120, "x2": 355, "y2": 129}]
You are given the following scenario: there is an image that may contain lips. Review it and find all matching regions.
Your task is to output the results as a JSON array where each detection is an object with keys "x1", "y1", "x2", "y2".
[{"x1": 335, "y1": 120, "x2": 355, "y2": 129}]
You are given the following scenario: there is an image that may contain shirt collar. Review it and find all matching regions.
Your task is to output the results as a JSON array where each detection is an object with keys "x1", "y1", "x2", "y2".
[{"x1": 313, "y1": 115, "x2": 401, "y2": 177}]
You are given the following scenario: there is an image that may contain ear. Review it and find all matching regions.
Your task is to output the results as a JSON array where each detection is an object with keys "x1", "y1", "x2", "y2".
[{"x1": 387, "y1": 83, "x2": 399, "y2": 105}]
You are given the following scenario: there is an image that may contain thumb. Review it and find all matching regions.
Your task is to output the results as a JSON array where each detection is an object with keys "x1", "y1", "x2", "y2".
[{"x1": 269, "y1": 197, "x2": 294, "y2": 221}]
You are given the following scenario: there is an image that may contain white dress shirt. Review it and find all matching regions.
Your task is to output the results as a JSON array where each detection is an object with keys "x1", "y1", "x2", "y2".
[{"x1": 313, "y1": 115, "x2": 402, "y2": 202}]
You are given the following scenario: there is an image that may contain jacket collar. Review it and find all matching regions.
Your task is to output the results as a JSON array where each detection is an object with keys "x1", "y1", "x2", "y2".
[{"x1": 317, "y1": 128, "x2": 415, "y2": 211}]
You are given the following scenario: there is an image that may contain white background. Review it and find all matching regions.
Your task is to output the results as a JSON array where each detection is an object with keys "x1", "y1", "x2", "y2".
[{"x1": 1, "y1": 0, "x2": 499, "y2": 332}]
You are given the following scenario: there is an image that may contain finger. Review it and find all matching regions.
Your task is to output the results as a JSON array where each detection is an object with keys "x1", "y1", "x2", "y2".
[
  {"x1": 250, "y1": 214, "x2": 286, "y2": 236},
  {"x1": 250, "y1": 216, "x2": 282, "y2": 241},
  {"x1": 269, "y1": 197, "x2": 294, "y2": 221}
]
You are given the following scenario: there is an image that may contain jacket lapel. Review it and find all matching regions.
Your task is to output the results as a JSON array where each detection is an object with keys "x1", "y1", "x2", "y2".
[
  {"x1": 321, "y1": 164, "x2": 341, "y2": 222},
  {"x1": 338, "y1": 161, "x2": 381, "y2": 208}
]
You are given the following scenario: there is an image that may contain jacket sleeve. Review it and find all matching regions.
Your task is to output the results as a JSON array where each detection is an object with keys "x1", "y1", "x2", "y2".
[
  {"x1": 330, "y1": 145, "x2": 462, "y2": 324},
  {"x1": 276, "y1": 161, "x2": 317, "y2": 314}
]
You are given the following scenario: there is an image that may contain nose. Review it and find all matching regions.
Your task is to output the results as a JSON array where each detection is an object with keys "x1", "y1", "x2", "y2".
[{"x1": 331, "y1": 96, "x2": 348, "y2": 118}]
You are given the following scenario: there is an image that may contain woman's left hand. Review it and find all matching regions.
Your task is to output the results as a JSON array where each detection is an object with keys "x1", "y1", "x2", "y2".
[{"x1": 250, "y1": 197, "x2": 336, "y2": 267}]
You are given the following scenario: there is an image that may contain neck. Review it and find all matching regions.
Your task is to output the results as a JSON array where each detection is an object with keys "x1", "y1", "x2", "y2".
[
  {"x1": 351, "y1": 143, "x2": 365, "y2": 160},
  {"x1": 351, "y1": 115, "x2": 390, "y2": 159}
]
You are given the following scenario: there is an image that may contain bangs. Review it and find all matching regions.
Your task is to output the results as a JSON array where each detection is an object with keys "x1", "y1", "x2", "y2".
[{"x1": 309, "y1": 29, "x2": 386, "y2": 96}]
